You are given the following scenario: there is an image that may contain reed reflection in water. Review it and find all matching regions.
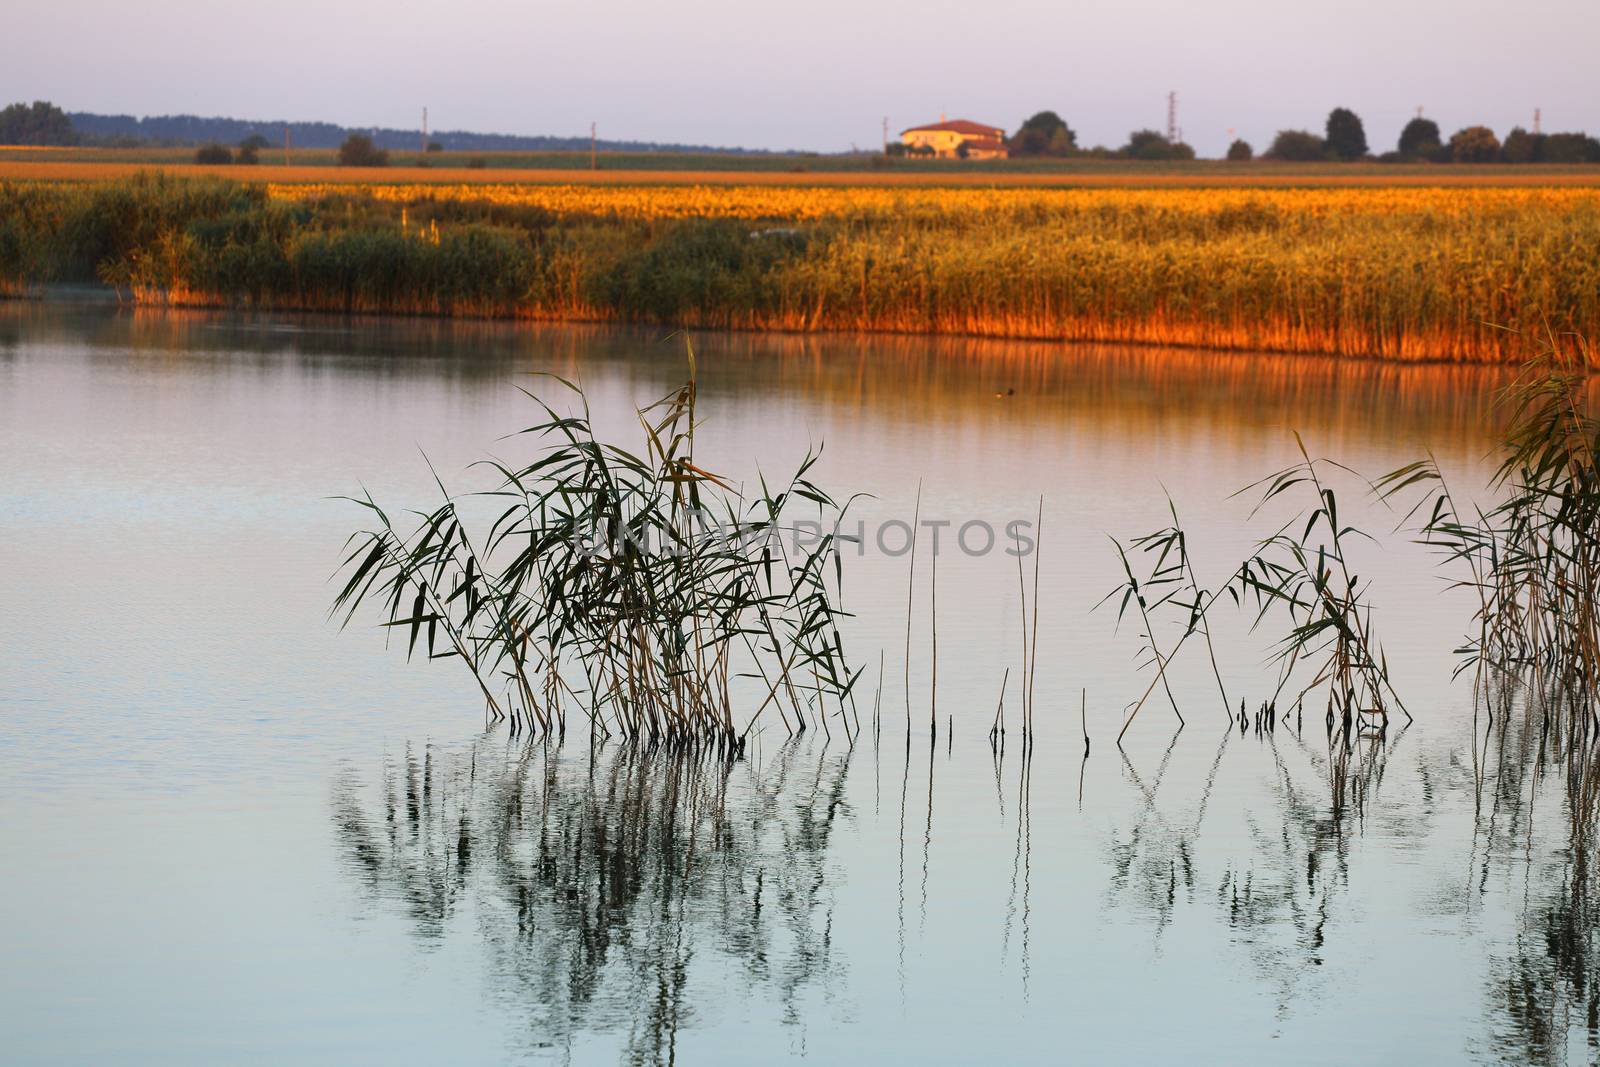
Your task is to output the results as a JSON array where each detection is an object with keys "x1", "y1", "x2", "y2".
[
  {"x1": 330, "y1": 705, "x2": 1600, "y2": 1065},
  {"x1": 332, "y1": 737, "x2": 854, "y2": 1062}
]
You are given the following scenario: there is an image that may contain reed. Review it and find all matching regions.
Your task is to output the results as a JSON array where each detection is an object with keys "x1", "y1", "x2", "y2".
[
  {"x1": 1111, "y1": 438, "x2": 1405, "y2": 743},
  {"x1": 6, "y1": 175, "x2": 1600, "y2": 362},
  {"x1": 1380, "y1": 330, "x2": 1600, "y2": 739},
  {"x1": 332, "y1": 357, "x2": 860, "y2": 749}
]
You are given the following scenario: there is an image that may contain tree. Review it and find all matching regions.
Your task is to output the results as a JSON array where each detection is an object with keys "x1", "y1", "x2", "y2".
[
  {"x1": 1121, "y1": 129, "x2": 1193, "y2": 160},
  {"x1": 338, "y1": 133, "x2": 389, "y2": 167},
  {"x1": 1501, "y1": 126, "x2": 1540, "y2": 164},
  {"x1": 1010, "y1": 110, "x2": 1077, "y2": 156},
  {"x1": 194, "y1": 142, "x2": 233, "y2": 164},
  {"x1": 0, "y1": 100, "x2": 77, "y2": 145},
  {"x1": 234, "y1": 133, "x2": 266, "y2": 165},
  {"x1": 1450, "y1": 126, "x2": 1500, "y2": 163},
  {"x1": 1542, "y1": 132, "x2": 1600, "y2": 163},
  {"x1": 1397, "y1": 117, "x2": 1441, "y2": 157},
  {"x1": 1267, "y1": 129, "x2": 1325, "y2": 161},
  {"x1": 1324, "y1": 107, "x2": 1367, "y2": 159},
  {"x1": 1226, "y1": 139, "x2": 1254, "y2": 162}
]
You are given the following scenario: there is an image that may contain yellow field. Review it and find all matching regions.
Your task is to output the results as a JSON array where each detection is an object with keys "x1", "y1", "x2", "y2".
[{"x1": 266, "y1": 181, "x2": 1600, "y2": 221}]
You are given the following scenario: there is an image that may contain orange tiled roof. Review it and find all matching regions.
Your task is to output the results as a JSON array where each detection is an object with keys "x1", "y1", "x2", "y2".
[{"x1": 901, "y1": 119, "x2": 1005, "y2": 137}]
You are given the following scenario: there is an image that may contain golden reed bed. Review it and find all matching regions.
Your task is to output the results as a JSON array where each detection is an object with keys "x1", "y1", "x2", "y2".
[
  {"x1": 267, "y1": 180, "x2": 1600, "y2": 220},
  {"x1": 4, "y1": 171, "x2": 1599, "y2": 364}
]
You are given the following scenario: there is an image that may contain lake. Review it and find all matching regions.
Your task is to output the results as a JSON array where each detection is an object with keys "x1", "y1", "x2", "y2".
[{"x1": 0, "y1": 301, "x2": 1588, "y2": 1064}]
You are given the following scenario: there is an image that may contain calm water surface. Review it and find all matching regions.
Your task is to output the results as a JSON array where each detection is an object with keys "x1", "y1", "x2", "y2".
[{"x1": 0, "y1": 303, "x2": 1589, "y2": 1064}]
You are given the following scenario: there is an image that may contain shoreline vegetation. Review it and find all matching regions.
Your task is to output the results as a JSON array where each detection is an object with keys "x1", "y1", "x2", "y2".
[{"x1": 3, "y1": 172, "x2": 1599, "y2": 362}]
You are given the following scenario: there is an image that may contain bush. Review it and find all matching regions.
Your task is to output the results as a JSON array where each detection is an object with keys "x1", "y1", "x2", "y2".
[
  {"x1": 1423, "y1": 141, "x2": 1454, "y2": 164},
  {"x1": 1267, "y1": 130, "x2": 1325, "y2": 161},
  {"x1": 595, "y1": 218, "x2": 808, "y2": 321},
  {"x1": 425, "y1": 141, "x2": 443, "y2": 153},
  {"x1": 337, "y1": 133, "x2": 389, "y2": 168},
  {"x1": 1543, "y1": 132, "x2": 1600, "y2": 163},
  {"x1": 466, "y1": 156, "x2": 487, "y2": 169},
  {"x1": 1450, "y1": 126, "x2": 1500, "y2": 163},
  {"x1": 194, "y1": 143, "x2": 233, "y2": 165},
  {"x1": 1226, "y1": 139, "x2": 1254, "y2": 162},
  {"x1": 1121, "y1": 129, "x2": 1193, "y2": 161}
]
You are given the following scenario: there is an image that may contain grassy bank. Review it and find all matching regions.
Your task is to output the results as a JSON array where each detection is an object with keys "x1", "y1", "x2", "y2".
[{"x1": 3, "y1": 172, "x2": 1598, "y2": 362}]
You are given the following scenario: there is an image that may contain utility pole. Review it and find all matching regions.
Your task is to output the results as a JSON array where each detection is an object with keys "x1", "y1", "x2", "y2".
[
  {"x1": 882, "y1": 116, "x2": 889, "y2": 154},
  {"x1": 1416, "y1": 105, "x2": 1424, "y2": 119},
  {"x1": 1166, "y1": 91, "x2": 1178, "y2": 143},
  {"x1": 590, "y1": 122, "x2": 597, "y2": 170},
  {"x1": 421, "y1": 106, "x2": 428, "y2": 154},
  {"x1": 1534, "y1": 107, "x2": 1542, "y2": 135}
]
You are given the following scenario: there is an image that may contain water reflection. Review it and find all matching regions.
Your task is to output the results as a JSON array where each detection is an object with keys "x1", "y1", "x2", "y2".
[
  {"x1": 6, "y1": 299, "x2": 1581, "y2": 462},
  {"x1": 13, "y1": 300, "x2": 1600, "y2": 1061},
  {"x1": 332, "y1": 738, "x2": 853, "y2": 1062},
  {"x1": 328, "y1": 702, "x2": 1600, "y2": 1064},
  {"x1": 1472, "y1": 700, "x2": 1600, "y2": 1064}
]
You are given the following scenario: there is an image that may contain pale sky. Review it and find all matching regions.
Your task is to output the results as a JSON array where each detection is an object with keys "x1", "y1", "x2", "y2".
[{"x1": 10, "y1": 0, "x2": 1597, "y2": 156}]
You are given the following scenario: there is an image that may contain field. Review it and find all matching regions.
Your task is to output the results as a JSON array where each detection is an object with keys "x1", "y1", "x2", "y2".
[
  {"x1": 2, "y1": 169, "x2": 1599, "y2": 362},
  {"x1": 5, "y1": 145, "x2": 1600, "y2": 187}
]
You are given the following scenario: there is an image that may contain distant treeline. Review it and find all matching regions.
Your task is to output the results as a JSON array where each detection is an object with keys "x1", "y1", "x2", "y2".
[
  {"x1": 1248, "y1": 110, "x2": 1600, "y2": 164},
  {"x1": 0, "y1": 100, "x2": 758, "y2": 154},
  {"x1": 995, "y1": 112, "x2": 1199, "y2": 161},
  {"x1": 1004, "y1": 107, "x2": 1600, "y2": 164},
  {"x1": 68, "y1": 112, "x2": 758, "y2": 153}
]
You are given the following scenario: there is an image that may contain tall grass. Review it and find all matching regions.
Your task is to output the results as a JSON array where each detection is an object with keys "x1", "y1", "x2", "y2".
[
  {"x1": 1109, "y1": 440, "x2": 1406, "y2": 747},
  {"x1": 332, "y1": 360, "x2": 860, "y2": 749},
  {"x1": 1380, "y1": 331, "x2": 1600, "y2": 731},
  {"x1": 4, "y1": 175, "x2": 1600, "y2": 361}
]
